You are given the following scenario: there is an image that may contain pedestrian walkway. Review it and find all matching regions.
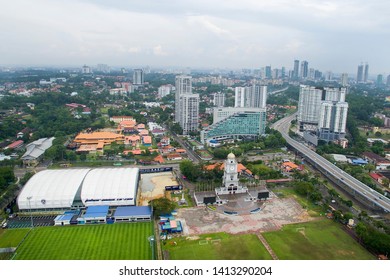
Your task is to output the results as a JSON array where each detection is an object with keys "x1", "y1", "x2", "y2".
[{"x1": 257, "y1": 233, "x2": 279, "y2": 260}]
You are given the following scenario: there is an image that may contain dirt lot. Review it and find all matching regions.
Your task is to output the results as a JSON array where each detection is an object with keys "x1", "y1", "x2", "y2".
[
  {"x1": 177, "y1": 197, "x2": 312, "y2": 235},
  {"x1": 138, "y1": 172, "x2": 178, "y2": 206}
]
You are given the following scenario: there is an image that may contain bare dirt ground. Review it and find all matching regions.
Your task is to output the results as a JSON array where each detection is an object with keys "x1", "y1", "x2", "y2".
[
  {"x1": 138, "y1": 172, "x2": 178, "y2": 206},
  {"x1": 177, "y1": 197, "x2": 313, "y2": 235}
]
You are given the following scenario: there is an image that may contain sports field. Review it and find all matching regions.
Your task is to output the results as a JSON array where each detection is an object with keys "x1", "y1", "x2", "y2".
[
  {"x1": 12, "y1": 222, "x2": 154, "y2": 260},
  {"x1": 262, "y1": 219, "x2": 375, "y2": 260},
  {"x1": 0, "y1": 228, "x2": 30, "y2": 248},
  {"x1": 162, "y1": 232, "x2": 272, "y2": 260}
]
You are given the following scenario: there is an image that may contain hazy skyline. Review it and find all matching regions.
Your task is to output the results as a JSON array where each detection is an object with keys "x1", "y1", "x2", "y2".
[{"x1": 1, "y1": 0, "x2": 389, "y2": 74}]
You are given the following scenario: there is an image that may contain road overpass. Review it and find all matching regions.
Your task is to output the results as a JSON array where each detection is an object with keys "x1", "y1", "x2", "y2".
[{"x1": 271, "y1": 113, "x2": 390, "y2": 213}]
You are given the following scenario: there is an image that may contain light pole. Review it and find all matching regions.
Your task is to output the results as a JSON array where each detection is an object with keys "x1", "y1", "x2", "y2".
[
  {"x1": 148, "y1": 235, "x2": 155, "y2": 260},
  {"x1": 27, "y1": 196, "x2": 33, "y2": 228}
]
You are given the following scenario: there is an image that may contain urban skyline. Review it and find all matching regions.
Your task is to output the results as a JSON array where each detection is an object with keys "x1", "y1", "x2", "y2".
[{"x1": 1, "y1": 1, "x2": 390, "y2": 74}]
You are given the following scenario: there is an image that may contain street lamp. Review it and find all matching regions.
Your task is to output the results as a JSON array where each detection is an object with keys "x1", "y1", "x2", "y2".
[
  {"x1": 148, "y1": 235, "x2": 155, "y2": 260},
  {"x1": 27, "y1": 196, "x2": 33, "y2": 228}
]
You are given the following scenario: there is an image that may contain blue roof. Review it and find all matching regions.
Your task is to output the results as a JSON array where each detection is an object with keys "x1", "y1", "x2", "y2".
[
  {"x1": 352, "y1": 158, "x2": 368, "y2": 164},
  {"x1": 114, "y1": 206, "x2": 151, "y2": 217},
  {"x1": 83, "y1": 205, "x2": 109, "y2": 218},
  {"x1": 55, "y1": 214, "x2": 74, "y2": 221},
  {"x1": 85, "y1": 205, "x2": 109, "y2": 214}
]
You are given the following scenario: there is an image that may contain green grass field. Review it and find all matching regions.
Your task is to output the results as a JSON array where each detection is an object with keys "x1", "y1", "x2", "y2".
[
  {"x1": 0, "y1": 228, "x2": 30, "y2": 248},
  {"x1": 12, "y1": 222, "x2": 154, "y2": 260},
  {"x1": 162, "y1": 232, "x2": 272, "y2": 260},
  {"x1": 263, "y1": 219, "x2": 375, "y2": 260}
]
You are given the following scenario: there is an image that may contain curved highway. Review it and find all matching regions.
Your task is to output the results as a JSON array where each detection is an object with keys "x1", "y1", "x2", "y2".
[{"x1": 271, "y1": 113, "x2": 390, "y2": 213}]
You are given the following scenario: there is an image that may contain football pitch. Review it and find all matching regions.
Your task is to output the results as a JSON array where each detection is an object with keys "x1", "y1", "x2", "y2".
[
  {"x1": 262, "y1": 219, "x2": 375, "y2": 260},
  {"x1": 12, "y1": 222, "x2": 154, "y2": 260},
  {"x1": 163, "y1": 219, "x2": 375, "y2": 260},
  {"x1": 162, "y1": 232, "x2": 273, "y2": 260}
]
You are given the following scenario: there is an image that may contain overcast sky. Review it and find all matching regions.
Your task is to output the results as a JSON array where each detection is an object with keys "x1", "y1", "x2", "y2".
[{"x1": 1, "y1": 0, "x2": 389, "y2": 74}]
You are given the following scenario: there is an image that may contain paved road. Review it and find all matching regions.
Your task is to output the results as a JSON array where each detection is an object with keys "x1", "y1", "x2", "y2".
[{"x1": 271, "y1": 113, "x2": 390, "y2": 213}]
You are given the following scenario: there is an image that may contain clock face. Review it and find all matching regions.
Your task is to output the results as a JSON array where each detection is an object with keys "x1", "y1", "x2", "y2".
[{"x1": 230, "y1": 166, "x2": 234, "y2": 171}]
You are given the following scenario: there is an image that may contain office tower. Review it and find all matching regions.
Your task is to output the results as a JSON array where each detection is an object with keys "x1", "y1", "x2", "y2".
[
  {"x1": 340, "y1": 73, "x2": 348, "y2": 87},
  {"x1": 314, "y1": 70, "x2": 322, "y2": 80},
  {"x1": 213, "y1": 92, "x2": 225, "y2": 107},
  {"x1": 265, "y1": 66, "x2": 272, "y2": 79},
  {"x1": 133, "y1": 69, "x2": 144, "y2": 85},
  {"x1": 308, "y1": 68, "x2": 315, "y2": 80},
  {"x1": 234, "y1": 85, "x2": 267, "y2": 108},
  {"x1": 357, "y1": 64, "x2": 364, "y2": 83},
  {"x1": 281, "y1": 67, "x2": 286, "y2": 78},
  {"x1": 293, "y1": 60, "x2": 299, "y2": 79},
  {"x1": 179, "y1": 94, "x2": 199, "y2": 134},
  {"x1": 175, "y1": 75, "x2": 192, "y2": 123},
  {"x1": 387, "y1": 75, "x2": 390, "y2": 87},
  {"x1": 377, "y1": 74, "x2": 383, "y2": 85},
  {"x1": 364, "y1": 63, "x2": 369, "y2": 83},
  {"x1": 300, "y1": 61, "x2": 308, "y2": 79}
]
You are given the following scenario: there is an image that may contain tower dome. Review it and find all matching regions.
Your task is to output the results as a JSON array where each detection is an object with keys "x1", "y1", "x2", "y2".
[{"x1": 227, "y1": 152, "x2": 235, "y2": 159}]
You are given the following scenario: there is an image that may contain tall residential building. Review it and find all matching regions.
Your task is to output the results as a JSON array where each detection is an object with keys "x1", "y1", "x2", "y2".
[
  {"x1": 133, "y1": 69, "x2": 144, "y2": 85},
  {"x1": 213, "y1": 92, "x2": 225, "y2": 107},
  {"x1": 179, "y1": 94, "x2": 199, "y2": 134},
  {"x1": 201, "y1": 107, "x2": 266, "y2": 144},
  {"x1": 175, "y1": 75, "x2": 199, "y2": 134},
  {"x1": 340, "y1": 73, "x2": 348, "y2": 87},
  {"x1": 175, "y1": 75, "x2": 192, "y2": 123},
  {"x1": 298, "y1": 85, "x2": 323, "y2": 127},
  {"x1": 300, "y1": 61, "x2": 308, "y2": 79},
  {"x1": 318, "y1": 101, "x2": 348, "y2": 140},
  {"x1": 81, "y1": 65, "x2": 92, "y2": 74},
  {"x1": 158, "y1": 85, "x2": 171, "y2": 98},
  {"x1": 234, "y1": 85, "x2": 267, "y2": 109},
  {"x1": 324, "y1": 87, "x2": 346, "y2": 102},
  {"x1": 293, "y1": 60, "x2": 300, "y2": 79},
  {"x1": 298, "y1": 85, "x2": 348, "y2": 141},
  {"x1": 364, "y1": 63, "x2": 369, "y2": 83},
  {"x1": 234, "y1": 87, "x2": 246, "y2": 108},
  {"x1": 97, "y1": 64, "x2": 110, "y2": 73}
]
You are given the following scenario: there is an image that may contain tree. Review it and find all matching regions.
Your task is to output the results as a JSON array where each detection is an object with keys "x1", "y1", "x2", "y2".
[
  {"x1": 179, "y1": 159, "x2": 201, "y2": 182},
  {"x1": 150, "y1": 197, "x2": 176, "y2": 217},
  {"x1": 79, "y1": 153, "x2": 87, "y2": 161}
]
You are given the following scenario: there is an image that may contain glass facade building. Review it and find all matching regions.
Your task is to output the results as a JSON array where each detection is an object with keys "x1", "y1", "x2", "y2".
[{"x1": 201, "y1": 110, "x2": 266, "y2": 144}]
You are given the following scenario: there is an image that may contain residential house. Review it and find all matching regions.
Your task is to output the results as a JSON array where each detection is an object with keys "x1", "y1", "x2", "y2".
[{"x1": 362, "y1": 151, "x2": 390, "y2": 170}]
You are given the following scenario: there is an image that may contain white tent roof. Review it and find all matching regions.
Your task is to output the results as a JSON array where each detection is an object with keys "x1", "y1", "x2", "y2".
[
  {"x1": 17, "y1": 169, "x2": 91, "y2": 210},
  {"x1": 81, "y1": 168, "x2": 139, "y2": 207}
]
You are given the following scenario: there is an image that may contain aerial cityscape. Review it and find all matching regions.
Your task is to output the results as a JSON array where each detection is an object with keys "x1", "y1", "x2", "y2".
[{"x1": 0, "y1": 0, "x2": 390, "y2": 265}]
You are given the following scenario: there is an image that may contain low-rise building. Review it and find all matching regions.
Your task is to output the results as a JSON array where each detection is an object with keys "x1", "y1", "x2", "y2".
[{"x1": 362, "y1": 151, "x2": 390, "y2": 170}]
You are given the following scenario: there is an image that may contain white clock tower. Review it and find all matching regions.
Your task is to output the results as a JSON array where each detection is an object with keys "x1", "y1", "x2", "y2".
[
  {"x1": 216, "y1": 153, "x2": 247, "y2": 195},
  {"x1": 223, "y1": 153, "x2": 239, "y2": 190}
]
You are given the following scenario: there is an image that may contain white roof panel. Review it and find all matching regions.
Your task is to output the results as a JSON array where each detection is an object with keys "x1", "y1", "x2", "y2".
[
  {"x1": 81, "y1": 168, "x2": 139, "y2": 207},
  {"x1": 17, "y1": 169, "x2": 91, "y2": 210}
]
